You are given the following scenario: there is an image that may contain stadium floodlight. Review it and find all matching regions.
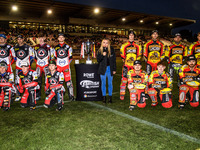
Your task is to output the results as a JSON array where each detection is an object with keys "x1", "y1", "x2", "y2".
[
  {"x1": 47, "y1": 9, "x2": 52, "y2": 14},
  {"x1": 94, "y1": 8, "x2": 100, "y2": 14},
  {"x1": 12, "y1": 5, "x2": 18, "y2": 11},
  {"x1": 156, "y1": 22, "x2": 159, "y2": 25},
  {"x1": 170, "y1": 23, "x2": 173, "y2": 26},
  {"x1": 122, "y1": 18, "x2": 126, "y2": 21},
  {"x1": 140, "y1": 20, "x2": 143, "y2": 23}
]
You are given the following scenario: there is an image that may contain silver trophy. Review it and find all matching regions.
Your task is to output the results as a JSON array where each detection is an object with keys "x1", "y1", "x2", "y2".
[{"x1": 86, "y1": 39, "x2": 91, "y2": 61}]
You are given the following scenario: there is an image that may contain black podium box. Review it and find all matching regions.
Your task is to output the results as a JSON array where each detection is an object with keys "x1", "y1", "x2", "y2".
[{"x1": 75, "y1": 64, "x2": 102, "y2": 101}]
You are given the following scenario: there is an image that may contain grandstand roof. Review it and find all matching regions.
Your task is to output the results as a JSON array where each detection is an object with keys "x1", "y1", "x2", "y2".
[{"x1": 0, "y1": 0, "x2": 196, "y2": 30}]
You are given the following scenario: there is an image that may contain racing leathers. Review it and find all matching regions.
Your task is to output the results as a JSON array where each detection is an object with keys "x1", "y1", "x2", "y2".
[
  {"x1": 143, "y1": 40, "x2": 165, "y2": 75},
  {"x1": 0, "y1": 44, "x2": 14, "y2": 73},
  {"x1": 178, "y1": 64, "x2": 200, "y2": 108},
  {"x1": 148, "y1": 70, "x2": 172, "y2": 108},
  {"x1": 52, "y1": 43, "x2": 74, "y2": 100},
  {"x1": 188, "y1": 41, "x2": 200, "y2": 67},
  {"x1": 33, "y1": 43, "x2": 51, "y2": 97},
  {"x1": 127, "y1": 69, "x2": 148, "y2": 108},
  {"x1": 165, "y1": 42, "x2": 187, "y2": 79},
  {"x1": 0, "y1": 72, "x2": 15, "y2": 110},
  {"x1": 44, "y1": 71, "x2": 65, "y2": 109},
  {"x1": 11, "y1": 44, "x2": 34, "y2": 84},
  {"x1": 16, "y1": 70, "x2": 39, "y2": 109},
  {"x1": 120, "y1": 41, "x2": 142, "y2": 99}
]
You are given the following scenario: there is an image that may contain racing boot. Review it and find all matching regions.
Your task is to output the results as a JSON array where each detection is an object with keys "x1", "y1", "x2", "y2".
[
  {"x1": 102, "y1": 96, "x2": 106, "y2": 103},
  {"x1": 108, "y1": 96, "x2": 112, "y2": 103}
]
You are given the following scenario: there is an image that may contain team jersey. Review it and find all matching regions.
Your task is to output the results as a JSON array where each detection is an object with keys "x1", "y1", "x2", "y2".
[
  {"x1": 0, "y1": 72, "x2": 14, "y2": 83},
  {"x1": 188, "y1": 41, "x2": 200, "y2": 65},
  {"x1": 143, "y1": 40, "x2": 165, "y2": 64},
  {"x1": 0, "y1": 44, "x2": 14, "y2": 66},
  {"x1": 11, "y1": 44, "x2": 34, "y2": 69},
  {"x1": 52, "y1": 43, "x2": 72, "y2": 67},
  {"x1": 166, "y1": 42, "x2": 187, "y2": 64},
  {"x1": 45, "y1": 71, "x2": 64, "y2": 90},
  {"x1": 149, "y1": 70, "x2": 172, "y2": 89},
  {"x1": 179, "y1": 65, "x2": 200, "y2": 83},
  {"x1": 16, "y1": 70, "x2": 38, "y2": 90},
  {"x1": 127, "y1": 69, "x2": 148, "y2": 85},
  {"x1": 120, "y1": 41, "x2": 142, "y2": 68},
  {"x1": 33, "y1": 44, "x2": 51, "y2": 67}
]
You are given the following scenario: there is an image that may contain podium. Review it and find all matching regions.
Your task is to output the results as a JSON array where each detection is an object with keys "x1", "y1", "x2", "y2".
[{"x1": 75, "y1": 64, "x2": 102, "y2": 101}]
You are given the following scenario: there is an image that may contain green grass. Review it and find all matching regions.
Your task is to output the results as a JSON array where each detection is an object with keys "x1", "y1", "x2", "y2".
[{"x1": 0, "y1": 58, "x2": 200, "y2": 150}]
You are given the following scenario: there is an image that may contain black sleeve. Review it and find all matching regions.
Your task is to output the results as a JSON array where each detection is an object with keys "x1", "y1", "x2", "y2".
[
  {"x1": 97, "y1": 50, "x2": 105, "y2": 63},
  {"x1": 111, "y1": 47, "x2": 116, "y2": 71}
]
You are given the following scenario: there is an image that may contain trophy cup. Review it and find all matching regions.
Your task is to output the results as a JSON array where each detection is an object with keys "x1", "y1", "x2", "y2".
[{"x1": 85, "y1": 39, "x2": 92, "y2": 64}]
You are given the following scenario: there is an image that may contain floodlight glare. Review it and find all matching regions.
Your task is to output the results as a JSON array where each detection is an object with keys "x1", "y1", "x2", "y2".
[
  {"x1": 12, "y1": 5, "x2": 18, "y2": 11},
  {"x1": 170, "y1": 23, "x2": 173, "y2": 26},
  {"x1": 140, "y1": 20, "x2": 143, "y2": 23},
  {"x1": 47, "y1": 9, "x2": 52, "y2": 14},
  {"x1": 122, "y1": 18, "x2": 126, "y2": 21},
  {"x1": 156, "y1": 22, "x2": 159, "y2": 24},
  {"x1": 94, "y1": 8, "x2": 100, "y2": 14}
]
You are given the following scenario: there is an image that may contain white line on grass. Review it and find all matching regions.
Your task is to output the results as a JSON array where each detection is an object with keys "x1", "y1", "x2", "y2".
[{"x1": 84, "y1": 101, "x2": 200, "y2": 145}]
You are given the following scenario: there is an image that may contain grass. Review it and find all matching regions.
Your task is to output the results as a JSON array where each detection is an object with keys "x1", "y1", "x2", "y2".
[{"x1": 0, "y1": 58, "x2": 200, "y2": 150}]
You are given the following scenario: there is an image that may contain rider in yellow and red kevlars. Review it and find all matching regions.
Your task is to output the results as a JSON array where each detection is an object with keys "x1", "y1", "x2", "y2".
[{"x1": 120, "y1": 31, "x2": 142, "y2": 100}]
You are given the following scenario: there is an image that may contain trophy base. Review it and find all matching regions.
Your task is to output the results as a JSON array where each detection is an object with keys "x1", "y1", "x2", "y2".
[{"x1": 86, "y1": 60, "x2": 92, "y2": 64}]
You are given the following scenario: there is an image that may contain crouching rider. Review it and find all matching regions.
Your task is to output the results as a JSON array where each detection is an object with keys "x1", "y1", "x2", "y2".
[
  {"x1": 16, "y1": 62, "x2": 39, "y2": 110},
  {"x1": 44, "y1": 60, "x2": 65, "y2": 111},
  {"x1": 0, "y1": 61, "x2": 15, "y2": 111},
  {"x1": 147, "y1": 60, "x2": 173, "y2": 108},
  {"x1": 127, "y1": 60, "x2": 148, "y2": 110},
  {"x1": 178, "y1": 55, "x2": 200, "y2": 109}
]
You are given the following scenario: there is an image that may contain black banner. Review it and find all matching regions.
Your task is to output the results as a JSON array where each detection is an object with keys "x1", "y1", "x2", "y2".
[{"x1": 75, "y1": 64, "x2": 102, "y2": 101}]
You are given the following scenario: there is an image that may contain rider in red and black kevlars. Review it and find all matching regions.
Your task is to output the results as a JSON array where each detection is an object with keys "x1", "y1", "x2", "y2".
[
  {"x1": 11, "y1": 35, "x2": 35, "y2": 101},
  {"x1": 0, "y1": 34, "x2": 14, "y2": 73},
  {"x1": 0, "y1": 61, "x2": 15, "y2": 111},
  {"x1": 51, "y1": 33, "x2": 74, "y2": 101},
  {"x1": 33, "y1": 32, "x2": 51, "y2": 99},
  {"x1": 120, "y1": 31, "x2": 142, "y2": 100},
  {"x1": 15, "y1": 62, "x2": 39, "y2": 110},
  {"x1": 143, "y1": 30, "x2": 165, "y2": 75},
  {"x1": 44, "y1": 60, "x2": 65, "y2": 111}
]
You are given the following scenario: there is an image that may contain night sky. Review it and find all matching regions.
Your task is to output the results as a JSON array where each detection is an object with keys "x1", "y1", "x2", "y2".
[{"x1": 56, "y1": 0, "x2": 200, "y2": 35}]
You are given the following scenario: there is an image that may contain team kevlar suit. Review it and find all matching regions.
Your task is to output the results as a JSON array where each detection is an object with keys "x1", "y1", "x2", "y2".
[
  {"x1": 16, "y1": 70, "x2": 39, "y2": 108},
  {"x1": 0, "y1": 44, "x2": 14, "y2": 73},
  {"x1": 127, "y1": 69, "x2": 148, "y2": 108},
  {"x1": 143, "y1": 40, "x2": 165, "y2": 75},
  {"x1": 165, "y1": 42, "x2": 187, "y2": 78},
  {"x1": 120, "y1": 41, "x2": 142, "y2": 99},
  {"x1": 33, "y1": 43, "x2": 51, "y2": 97},
  {"x1": 148, "y1": 70, "x2": 173, "y2": 108},
  {"x1": 188, "y1": 41, "x2": 200, "y2": 67},
  {"x1": 44, "y1": 71, "x2": 65, "y2": 108},
  {"x1": 0, "y1": 71, "x2": 15, "y2": 110},
  {"x1": 179, "y1": 64, "x2": 200, "y2": 107},
  {"x1": 11, "y1": 44, "x2": 34, "y2": 84},
  {"x1": 52, "y1": 43, "x2": 74, "y2": 100}
]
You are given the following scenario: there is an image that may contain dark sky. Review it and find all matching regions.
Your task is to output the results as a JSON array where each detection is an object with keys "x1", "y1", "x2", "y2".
[{"x1": 56, "y1": 0, "x2": 200, "y2": 35}]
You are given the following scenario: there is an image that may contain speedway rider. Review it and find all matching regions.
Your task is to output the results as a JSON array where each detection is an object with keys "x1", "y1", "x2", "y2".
[
  {"x1": 51, "y1": 33, "x2": 74, "y2": 101},
  {"x1": 44, "y1": 60, "x2": 65, "y2": 111},
  {"x1": 15, "y1": 62, "x2": 39, "y2": 110},
  {"x1": 127, "y1": 60, "x2": 148, "y2": 110},
  {"x1": 11, "y1": 35, "x2": 35, "y2": 101},
  {"x1": 0, "y1": 61, "x2": 15, "y2": 111},
  {"x1": 148, "y1": 60, "x2": 173, "y2": 108},
  {"x1": 178, "y1": 55, "x2": 200, "y2": 109},
  {"x1": 120, "y1": 31, "x2": 142, "y2": 100}
]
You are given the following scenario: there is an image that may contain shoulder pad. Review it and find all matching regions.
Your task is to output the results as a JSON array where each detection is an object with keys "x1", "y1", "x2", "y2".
[
  {"x1": 56, "y1": 72, "x2": 60, "y2": 76},
  {"x1": 7, "y1": 45, "x2": 11, "y2": 48},
  {"x1": 141, "y1": 70, "x2": 147, "y2": 74}
]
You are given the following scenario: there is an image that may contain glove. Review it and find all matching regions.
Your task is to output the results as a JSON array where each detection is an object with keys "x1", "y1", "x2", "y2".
[
  {"x1": 45, "y1": 89, "x2": 50, "y2": 95},
  {"x1": 128, "y1": 83, "x2": 134, "y2": 89}
]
